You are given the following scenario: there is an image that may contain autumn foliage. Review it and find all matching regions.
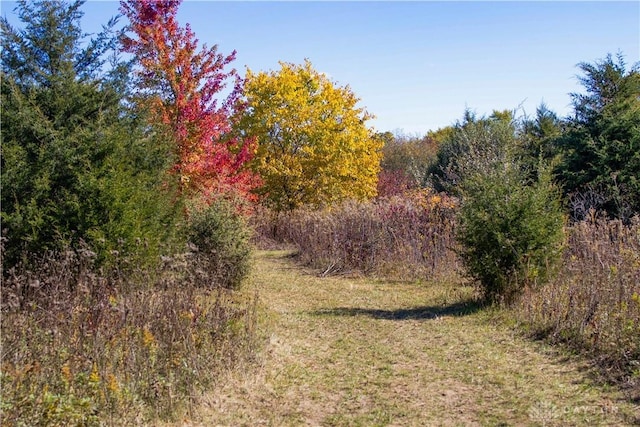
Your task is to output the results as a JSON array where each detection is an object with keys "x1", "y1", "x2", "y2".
[
  {"x1": 238, "y1": 60, "x2": 382, "y2": 211},
  {"x1": 2, "y1": 2, "x2": 259, "y2": 423},
  {"x1": 120, "y1": 0, "x2": 259, "y2": 201}
]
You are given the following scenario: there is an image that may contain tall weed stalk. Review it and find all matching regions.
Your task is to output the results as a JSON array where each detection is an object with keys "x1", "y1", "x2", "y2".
[
  {"x1": 253, "y1": 190, "x2": 461, "y2": 281},
  {"x1": 1, "y1": 242, "x2": 258, "y2": 425},
  {"x1": 517, "y1": 214, "x2": 640, "y2": 397}
]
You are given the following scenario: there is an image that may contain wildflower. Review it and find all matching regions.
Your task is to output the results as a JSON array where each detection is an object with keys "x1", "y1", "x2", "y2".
[
  {"x1": 142, "y1": 327, "x2": 156, "y2": 348},
  {"x1": 107, "y1": 373, "x2": 119, "y2": 393},
  {"x1": 61, "y1": 362, "x2": 72, "y2": 384},
  {"x1": 89, "y1": 364, "x2": 100, "y2": 384}
]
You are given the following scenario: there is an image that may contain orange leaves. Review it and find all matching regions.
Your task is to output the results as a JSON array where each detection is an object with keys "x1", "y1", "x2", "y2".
[{"x1": 120, "y1": 0, "x2": 259, "y2": 203}]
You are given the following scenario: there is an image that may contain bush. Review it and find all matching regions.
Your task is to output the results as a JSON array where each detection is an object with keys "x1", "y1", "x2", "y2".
[
  {"x1": 457, "y1": 166, "x2": 565, "y2": 303},
  {"x1": 0, "y1": 1, "x2": 183, "y2": 269},
  {"x1": 186, "y1": 199, "x2": 252, "y2": 290}
]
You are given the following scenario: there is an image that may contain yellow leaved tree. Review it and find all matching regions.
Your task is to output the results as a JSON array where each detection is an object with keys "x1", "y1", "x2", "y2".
[{"x1": 237, "y1": 60, "x2": 382, "y2": 211}]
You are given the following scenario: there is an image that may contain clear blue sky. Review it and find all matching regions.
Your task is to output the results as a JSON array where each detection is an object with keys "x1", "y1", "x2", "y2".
[{"x1": 2, "y1": 1, "x2": 638, "y2": 135}]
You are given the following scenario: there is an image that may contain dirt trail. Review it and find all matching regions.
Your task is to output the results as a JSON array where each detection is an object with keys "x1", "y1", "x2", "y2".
[{"x1": 192, "y1": 250, "x2": 638, "y2": 426}]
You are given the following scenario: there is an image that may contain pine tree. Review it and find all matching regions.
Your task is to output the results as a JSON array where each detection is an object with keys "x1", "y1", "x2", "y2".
[
  {"x1": 1, "y1": 0, "x2": 180, "y2": 266},
  {"x1": 554, "y1": 53, "x2": 640, "y2": 219}
]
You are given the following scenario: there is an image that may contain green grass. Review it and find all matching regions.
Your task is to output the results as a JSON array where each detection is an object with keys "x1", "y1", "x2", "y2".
[{"x1": 188, "y1": 250, "x2": 639, "y2": 426}]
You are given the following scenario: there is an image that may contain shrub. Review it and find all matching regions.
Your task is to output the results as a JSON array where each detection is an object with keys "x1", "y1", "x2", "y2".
[
  {"x1": 457, "y1": 166, "x2": 565, "y2": 303},
  {"x1": 185, "y1": 199, "x2": 252, "y2": 290},
  {"x1": 0, "y1": 1, "x2": 183, "y2": 269}
]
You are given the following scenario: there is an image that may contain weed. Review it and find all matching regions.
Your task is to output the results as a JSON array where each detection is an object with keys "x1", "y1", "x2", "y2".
[
  {"x1": 1, "y1": 241, "x2": 258, "y2": 425},
  {"x1": 252, "y1": 190, "x2": 460, "y2": 281},
  {"x1": 515, "y1": 213, "x2": 640, "y2": 399}
]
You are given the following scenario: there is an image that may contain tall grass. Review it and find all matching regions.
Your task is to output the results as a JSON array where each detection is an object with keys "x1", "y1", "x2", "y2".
[
  {"x1": 1, "y1": 242, "x2": 258, "y2": 425},
  {"x1": 253, "y1": 196, "x2": 639, "y2": 396},
  {"x1": 253, "y1": 190, "x2": 461, "y2": 281},
  {"x1": 516, "y1": 214, "x2": 640, "y2": 396}
]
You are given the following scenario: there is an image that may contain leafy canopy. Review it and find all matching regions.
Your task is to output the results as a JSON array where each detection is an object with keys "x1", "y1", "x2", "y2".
[
  {"x1": 237, "y1": 60, "x2": 382, "y2": 211},
  {"x1": 120, "y1": 0, "x2": 259, "y2": 202}
]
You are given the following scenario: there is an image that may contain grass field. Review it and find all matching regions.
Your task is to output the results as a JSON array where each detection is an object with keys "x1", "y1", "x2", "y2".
[{"x1": 179, "y1": 250, "x2": 639, "y2": 426}]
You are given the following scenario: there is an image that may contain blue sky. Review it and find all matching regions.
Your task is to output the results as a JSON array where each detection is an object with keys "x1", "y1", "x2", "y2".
[{"x1": 2, "y1": 1, "x2": 638, "y2": 135}]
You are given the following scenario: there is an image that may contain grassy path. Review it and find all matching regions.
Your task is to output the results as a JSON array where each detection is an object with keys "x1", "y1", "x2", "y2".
[{"x1": 194, "y1": 250, "x2": 638, "y2": 426}]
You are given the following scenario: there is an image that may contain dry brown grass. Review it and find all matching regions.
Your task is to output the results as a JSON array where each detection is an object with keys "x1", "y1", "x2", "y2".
[
  {"x1": 190, "y1": 250, "x2": 639, "y2": 426},
  {"x1": 516, "y1": 214, "x2": 640, "y2": 399},
  {"x1": 1, "y1": 244, "x2": 258, "y2": 425},
  {"x1": 252, "y1": 190, "x2": 460, "y2": 281}
]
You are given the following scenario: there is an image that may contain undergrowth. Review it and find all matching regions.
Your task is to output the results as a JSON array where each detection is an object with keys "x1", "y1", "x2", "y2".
[
  {"x1": 1, "y1": 241, "x2": 258, "y2": 425},
  {"x1": 516, "y1": 213, "x2": 640, "y2": 399},
  {"x1": 253, "y1": 189, "x2": 460, "y2": 281}
]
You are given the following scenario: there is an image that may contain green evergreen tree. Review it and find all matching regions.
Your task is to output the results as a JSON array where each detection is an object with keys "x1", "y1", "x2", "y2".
[
  {"x1": 457, "y1": 164, "x2": 565, "y2": 303},
  {"x1": 1, "y1": 0, "x2": 181, "y2": 267},
  {"x1": 446, "y1": 112, "x2": 565, "y2": 303},
  {"x1": 554, "y1": 53, "x2": 640, "y2": 219},
  {"x1": 425, "y1": 110, "x2": 565, "y2": 302},
  {"x1": 425, "y1": 109, "x2": 516, "y2": 193},
  {"x1": 520, "y1": 104, "x2": 562, "y2": 158}
]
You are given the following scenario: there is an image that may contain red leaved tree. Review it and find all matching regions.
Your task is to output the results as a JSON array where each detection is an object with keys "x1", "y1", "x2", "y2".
[{"x1": 120, "y1": 0, "x2": 259, "y2": 203}]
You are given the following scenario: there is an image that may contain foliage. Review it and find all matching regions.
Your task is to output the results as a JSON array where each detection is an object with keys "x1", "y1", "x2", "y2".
[
  {"x1": 426, "y1": 125, "x2": 456, "y2": 145},
  {"x1": 425, "y1": 109, "x2": 517, "y2": 193},
  {"x1": 0, "y1": 0, "x2": 181, "y2": 267},
  {"x1": 554, "y1": 53, "x2": 640, "y2": 220},
  {"x1": 376, "y1": 169, "x2": 415, "y2": 198},
  {"x1": 457, "y1": 163, "x2": 565, "y2": 303},
  {"x1": 0, "y1": 241, "x2": 258, "y2": 425},
  {"x1": 435, "y1": 111, "x2": 566, "y2": 302},
  {"x1": 120, "y1": 0, "x2": 260, "y2": 201},
  {"x1": 237, "y1": 60, "x2": 382, "y2": 211},
  {"x1": 518, "y1": 103, "x2": 563, "y2": 171},
  {"x1": 377, "y1": 131, "x2": 439, "y2": 197},
  {"x1": 1, "y1": 5, "x2": 257, "y2": 421},
  {"x1": 185, "y1": 199, "x2": 252, "y2": 290},
  {"x1": 252, "y1": 190, "x2": 459, "y2": 280}
]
